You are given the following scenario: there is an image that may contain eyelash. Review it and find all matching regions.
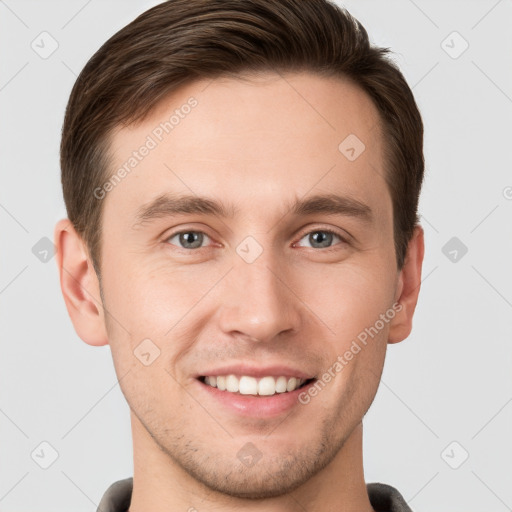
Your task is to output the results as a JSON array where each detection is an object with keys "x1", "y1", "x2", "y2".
[{"x1": 164, "y1": 227, "x2": 350, "y2": 252}]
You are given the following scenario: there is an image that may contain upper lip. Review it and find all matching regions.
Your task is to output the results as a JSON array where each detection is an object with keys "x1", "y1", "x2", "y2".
[{"x1": 195, "y1": 364, "x2": 316, "y2": 380}]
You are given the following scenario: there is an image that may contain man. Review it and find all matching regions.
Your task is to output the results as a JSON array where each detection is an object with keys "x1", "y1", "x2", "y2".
[{"x1": 54, "y1": 0, "x2": 425, "y2": 510}]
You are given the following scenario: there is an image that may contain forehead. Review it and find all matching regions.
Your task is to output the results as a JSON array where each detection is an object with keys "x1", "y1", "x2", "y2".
[{"x1": 104, "y1": 71, "x2": 390, "y2": 226}]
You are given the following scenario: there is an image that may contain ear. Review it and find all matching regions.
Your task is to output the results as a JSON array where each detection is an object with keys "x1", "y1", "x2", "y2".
[
  {"x1": 388, "y1": 225, "x2": 425, "y2": 344},
  {"x1": 54, "y1": 218, "x2": 108, "y2": 346}
]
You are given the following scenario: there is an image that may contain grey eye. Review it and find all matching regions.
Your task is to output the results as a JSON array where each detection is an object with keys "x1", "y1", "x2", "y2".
[
  {"x1": 297, "y1": 230, "x2": 343, "y2": 249},
  {"x1": 167, "y1": 231, "x2": 209, "y2": 249}
]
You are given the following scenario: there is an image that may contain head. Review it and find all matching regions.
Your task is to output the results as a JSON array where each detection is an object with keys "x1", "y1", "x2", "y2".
[{"x1": 56, "y1": 0, "x2": 424, "y2": 501}]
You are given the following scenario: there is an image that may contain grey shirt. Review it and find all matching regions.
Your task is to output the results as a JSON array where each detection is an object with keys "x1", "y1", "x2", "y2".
[{"x1": 97, "y1": 478, "x2": 413, "y2": 512}]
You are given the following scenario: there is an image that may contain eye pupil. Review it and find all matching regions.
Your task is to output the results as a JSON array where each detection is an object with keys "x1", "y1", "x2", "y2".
[
  {"x1": 180, "y1": 231, "x2": 203, "y2": 249},
  {"x1": 310, "y1": 231, "x2": 333, "y2": 248}
]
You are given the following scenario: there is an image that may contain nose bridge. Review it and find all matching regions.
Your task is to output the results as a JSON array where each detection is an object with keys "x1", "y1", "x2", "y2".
[{"x1": 218, "y1": 241, "x2": 301, "y2": 342}]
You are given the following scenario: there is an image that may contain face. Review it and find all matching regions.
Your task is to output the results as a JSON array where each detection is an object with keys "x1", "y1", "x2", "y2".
[{"x1": 98, "y1": 72, "x2": 402, "y2": 498}]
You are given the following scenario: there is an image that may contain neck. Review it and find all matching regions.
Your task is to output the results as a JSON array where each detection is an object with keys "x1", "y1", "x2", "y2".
[{"x1": 128, "y1": 414, "x2": 375, "y2": 512}]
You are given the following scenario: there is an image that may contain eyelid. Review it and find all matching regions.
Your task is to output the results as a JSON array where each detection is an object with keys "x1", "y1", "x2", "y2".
[
  {"x1": 293, "y1": 226, "x2": 351, "y2": 248},
  {"x1": 163, "y1": 224, "x2": 352, "y2": 250},
  {"x1": 295, "y1": 223, "x2": 351, "y2": 241},
  {"x1": 164, "y1": 228, "x2": 215, "y2": 249}
]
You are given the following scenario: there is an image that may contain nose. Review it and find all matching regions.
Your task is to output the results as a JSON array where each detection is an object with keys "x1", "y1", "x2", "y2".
[{"x1": 216, "y1": 245, "x2": 303, "y2": 343}]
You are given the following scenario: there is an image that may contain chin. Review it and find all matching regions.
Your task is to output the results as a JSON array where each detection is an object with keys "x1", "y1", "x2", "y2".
[
  {"x1": 186, "y1": 459, "x2": 317, "y2": 499},
  {"x1": 165, "y1": 435, "x2": 343, "y2": 500}
]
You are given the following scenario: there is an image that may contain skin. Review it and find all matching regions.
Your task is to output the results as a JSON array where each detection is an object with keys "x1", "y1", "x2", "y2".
[{"x1": 55, "y1": 71, "x2": 424, "y2": 512}]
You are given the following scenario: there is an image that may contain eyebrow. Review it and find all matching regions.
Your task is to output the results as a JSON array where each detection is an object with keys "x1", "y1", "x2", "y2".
[{"x1": 133, "y1": 192, "x2": 373, "y2": 227}]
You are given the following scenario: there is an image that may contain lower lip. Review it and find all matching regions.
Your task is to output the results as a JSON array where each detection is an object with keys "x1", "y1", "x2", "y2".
[{"x1": 195, "y1": 378, "x2": 317, "y2": 418}]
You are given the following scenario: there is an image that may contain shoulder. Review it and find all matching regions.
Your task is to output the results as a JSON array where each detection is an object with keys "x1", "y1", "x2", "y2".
[
  {"x1": 96, "y1": 477, "x2": 133, "y2": 512},
  {"x1": 367, "y1": 482, "x2": 413, "y2": 512}
]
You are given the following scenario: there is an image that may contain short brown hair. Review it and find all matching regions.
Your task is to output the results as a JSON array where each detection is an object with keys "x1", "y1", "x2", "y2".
[{"x1": 61, "y1": 0, "x2": 424, "y2": 275}]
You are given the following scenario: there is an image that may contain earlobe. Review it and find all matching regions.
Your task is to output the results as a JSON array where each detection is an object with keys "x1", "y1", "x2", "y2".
[
  {"x1": 388, "y1": 225, "x2": 425, "y2": 344},
  {"x1": 54, "y1": 218, "x2": 109, "y2": 346}
]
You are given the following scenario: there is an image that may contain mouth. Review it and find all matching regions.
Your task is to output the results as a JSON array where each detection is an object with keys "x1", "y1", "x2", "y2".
[
  {"x1": 193, "y1": 365, "x2": 319, "y2": 417},
  {"x1": 198, "y1": 375, "x2": 317, "y2": 397}
]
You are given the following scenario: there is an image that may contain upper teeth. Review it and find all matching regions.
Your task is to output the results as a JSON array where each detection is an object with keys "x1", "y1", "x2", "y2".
[{"x1": 204, "y1": 375, "x2": 306, "y2": 396}]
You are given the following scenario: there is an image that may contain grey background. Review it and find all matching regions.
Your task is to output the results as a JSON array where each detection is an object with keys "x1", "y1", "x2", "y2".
[{"x1": 1, "y1": 0, "x2": 511, "y2": 510}]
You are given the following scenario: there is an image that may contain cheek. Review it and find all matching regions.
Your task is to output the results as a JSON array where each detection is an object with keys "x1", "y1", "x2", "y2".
[
  {"x1": 299, "y1": 258, "x2": 397, "y2": 341},
  {"x1": 103, "y1": 246, "x2": 397, "y2": 342},
  {"x1": 102, "y1": 254, "x2": 199, "y2": 327},
  {"x1": 101, "y1": 256, "x2": 224, "y2": 369}
]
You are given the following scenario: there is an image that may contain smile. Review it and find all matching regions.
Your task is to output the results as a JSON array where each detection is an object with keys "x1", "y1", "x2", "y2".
[{"x1": 199, "y1": 375, "x2": 314, "y2": 396}]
